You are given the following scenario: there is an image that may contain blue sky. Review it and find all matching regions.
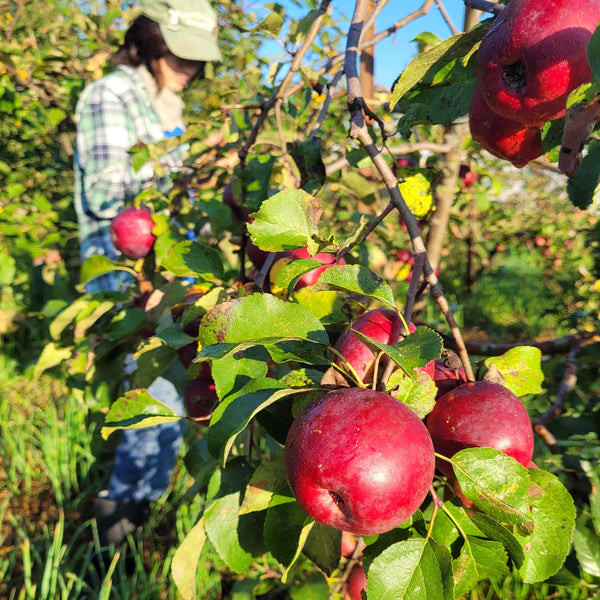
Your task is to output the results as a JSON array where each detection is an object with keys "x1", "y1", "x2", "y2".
[{"x1": 256, "y1": 0, "x2": 470, "y2": 89}]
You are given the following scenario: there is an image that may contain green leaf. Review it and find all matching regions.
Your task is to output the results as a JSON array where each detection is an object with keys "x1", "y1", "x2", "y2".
[
  {"x1": 566, "y1": 141, "x2": 600, "y2": 209},
  {"x1": 581, "y1": 460, "x2": 600, "y2": 536},
  {"x1": 388, "y1": 369, "x2": 436, "y2": 419},
  {"x1": 161, "y1": 241, "x2": 224, "y2": 280},
  {"x1": 353, "y1": 326, "x2": 443, "y2": 381},
  {"x1": 484, "y1": 346, "x2": 544, "y2": 397},
  {"x1": 207, "y1": 377, "x2": 306, "y2": 463},
  {"x1": 453, "y1": 537, "x2": 509, "y2": 597},
  {"x1": 77, "y1": 255, "x2": 137, "y2": 292},
  {"x1": 573, "y1": 508, "x2": 600, "y2": 577},
  {"x1": 101, "y1": 389, "x2": 181, "y2": 439},
  {"x1": 106, "y1": 308, "x2": 147, "y2": 340},
  {"x1": 247, "y1": 190, "x2": 320, "y2": 251},
  {"x1": 49, "y1": 297, "x2": 96, "y2": 340},
  {"x1": 288, "y1": 137, "x2": 327, "y2": 194},
  {"x1": 130, "y1": 143, "x2": 150, "y2": 172},
  {"x1": 390, "y1": 25, "x2": 489, "y2": 109},
  {"x1": 288, "y1": 571, "x2": 329, "y2": 600},
  {"x1": 346, "y1": 143, "x2": 373, "y2": 168},
  {"x1": 467, "y1": 511, "x2": 525, "y2": 568},
  {"x1": 451, "y1": 448, "x2": 532, "y2": 525},
  {"x1": 588, "y1": 23, "x2": 600, "y2": 82},
  {"x1": 275, "y1": 258, "x2": 324, "y2": 292},
  {"x1": 198, "y1": 294, "x2": 330, "y2": 364},
  {"x1": 367, "y1": 538, "x2": 453, "y2": 600},
  {"x1": 171, "y1": 517, "x2": 206, "y2": 600},
  {"x1": 252, "y1": 11, "x2": 284, "y2": 37},
  {"x1": 239, "y1": 453, "x2": 288, "y2": 515},
  {"x1": 264, "y1": 494, "x2": 313, "y2": 579},
  {"x1": 314, "y1": 264, "x2": 395, "y2": 307},
  {"x1": 73, "y1": 299, "x2": 116, "y2": 339},
  {"x1": 132, "y1": 337, "x2": 177, "y2": 388},
  {"x1": 241, "y1": 154, "x2": 277, "y2": 213},
  {"x1": 302, "y1": 523, "x2": 341, "y2": 577},
  {"x1": 516, "y1": 468, "x2": 576, "y2": 583},
  {"x1": 155, "y1": 326, "x2": 195, "y2": 349},
  {"x1": 211, "y1": 351, "x2": 269, "y2": 401},
  {"x1": 294, "y1": 288, "x2": 345, "y2": 322},
  {"x1": 33, "y1": 342, "x2": 73, "y2": 379},
  {"x1": 204, "y1": 463, "x2": 256, "y2": 574}
]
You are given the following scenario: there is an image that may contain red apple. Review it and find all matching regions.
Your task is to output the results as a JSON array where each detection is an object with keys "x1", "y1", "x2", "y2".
[
  {"x1": 459, "y1": 165, "x2": 478, "y2": 187},
  {"x1": 287, "y1": 246, "x2": 346, "y2": 289},
  {"x1": 346, "y1": 563, "x2": 367, "y2": 600},
  {"x1": 469, "y1": 85, "x2": 543, "y2": 168},
  {"x1": 284, "y1": 387, "x2": 435, "y2": 535},
  {"x1": 110, "y1": 206, "x2": 156, "y2": 259},
  {"x1": 476, "y1": 0, "x2": 600, "y2": 127},
  {"x1": 341, "y1": 530, "x2": 359, "y2": 558},
  {"x1": 421, "y1": 358, "x2": 467, "y2": 399},
  {"x1": 334, "y1": 308, "x2": 404, "y2": 383},
  {"x1": 184, "y1": 363, "x2": 218, "y2": 419},
  {"x1": 426, "y1": 381, "x2": 534, "y2": 478}
]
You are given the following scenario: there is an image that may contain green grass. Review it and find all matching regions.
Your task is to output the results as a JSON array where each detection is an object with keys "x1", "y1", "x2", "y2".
[
  {"x1": 0, "y1": 353, "x2": 596, "y2": 599},
  {"x1": 0, "y1": 354, "x2": 219, "y2": 599}
]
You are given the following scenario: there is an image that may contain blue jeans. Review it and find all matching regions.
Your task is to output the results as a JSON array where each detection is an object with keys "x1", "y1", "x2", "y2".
[{"x1": 107, "y1": 375, "x2": 185, "y2": 503}]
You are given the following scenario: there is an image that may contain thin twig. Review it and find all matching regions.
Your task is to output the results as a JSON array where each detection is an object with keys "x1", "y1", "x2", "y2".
[
  {"x1": 344, "y1": 0, "x2": 475, "y2": 382},
  {"x1": 435, "y1": 0, "x2": 460, "y2": 35},
  {"x1": 237, "y1": 0, "x2": 332, "y2": 162},
  {"x1": 534, "y1": 340, "x2": 581, "y2": 454},
  {"x1": 439, "y1": 330, "x2": 600, "y2": 357},
  {"x1": 338, "y1": 203, "x2": 395, "y2": 261},
  {"x1": 463, "y1": 0, "x2": 502, "y2": 14},
  {"x1": 308, "y1": 70, "x2": 345, "y2": 138}
]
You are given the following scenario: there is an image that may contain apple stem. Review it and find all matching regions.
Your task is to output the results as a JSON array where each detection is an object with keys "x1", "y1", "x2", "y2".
[
  {"x1": 329, "y1": 535, "x2": 366, "y2": 599},
  {"x1": 255, "y1": 251, "x2": 278, "y2": 290}
]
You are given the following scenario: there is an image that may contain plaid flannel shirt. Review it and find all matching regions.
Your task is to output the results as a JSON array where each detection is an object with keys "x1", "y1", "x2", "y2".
[{"x1": 74, "y1": 65, "x2": 188, "y2": 292}]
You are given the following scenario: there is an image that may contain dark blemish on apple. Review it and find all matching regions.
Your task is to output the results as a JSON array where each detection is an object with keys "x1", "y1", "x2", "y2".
[
  {"x1": 561, "y1": 146, "x2": 572, "y2": 154},
  {"x1": 329, "y1": 491, "x2": 346, "y2": 511},
  {"x1": 502, "y1": 59, "x2": 527, "y2": 92}
]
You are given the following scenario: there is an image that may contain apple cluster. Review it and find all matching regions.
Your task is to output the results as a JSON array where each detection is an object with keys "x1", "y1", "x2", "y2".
[
  {"x1": 284, "y1": 306, "x2": 535, "y2": 560},
  {"x1": 470, "y1": 0, "x2": 600, "y2": 167}
]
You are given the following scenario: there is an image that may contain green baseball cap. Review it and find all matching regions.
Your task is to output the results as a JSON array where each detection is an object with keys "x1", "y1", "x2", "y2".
[{"x1": 141, "y1": 0, "x2": 221, "y2": 62}]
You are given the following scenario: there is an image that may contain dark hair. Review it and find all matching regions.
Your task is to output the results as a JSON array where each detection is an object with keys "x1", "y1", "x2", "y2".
[
  {"x1": 111, "y1": 15, "x2": 206, "y2": 84},
  {"x1": 112, "y1": 15, "x2": 170, "y2": 73}
]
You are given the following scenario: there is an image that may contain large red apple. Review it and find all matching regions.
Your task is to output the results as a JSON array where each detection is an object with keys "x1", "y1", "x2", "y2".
[
  {"x1": 284, "y1": 388, "x2": 435, "y2": 535},
  {"x1": 476, "y1": 0, "x2": 600, "y2": 127},
  {"x1": 288, "y1": 246, "x2": 345, "y2": 289},
  {"x1": 426, "y1": 381, "x2": 534, "y2": 478},
  {"x1": 334, "y1": 308, "x2": 403, "y2": 383},
  {"x1": 110, "y1": 206, "x2": 156, "y2": 259},
  {"x1": 469, "y1": 85, "x2": 543, "y2": 168}
]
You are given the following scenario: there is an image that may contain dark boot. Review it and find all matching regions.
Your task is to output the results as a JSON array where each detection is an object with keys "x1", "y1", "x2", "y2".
[{"x1": 94, "y1": 494, "x2": 150, "y2": 547}]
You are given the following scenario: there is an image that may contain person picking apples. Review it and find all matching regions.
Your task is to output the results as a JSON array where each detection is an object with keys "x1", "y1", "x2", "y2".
[{"x1": 73, "y1": 0, "x2": 222, "y2": 547}]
